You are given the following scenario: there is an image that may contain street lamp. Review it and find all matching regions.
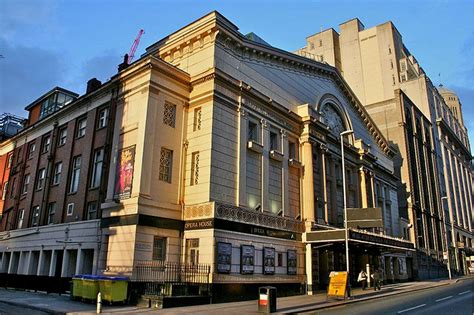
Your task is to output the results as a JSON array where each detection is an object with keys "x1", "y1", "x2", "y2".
[
  {"x1": 441, "y1": 196, "x2": 452, "y2": 280},
  {"x1": 340, "y1": 129, "x2": 354, "y2": 296}
]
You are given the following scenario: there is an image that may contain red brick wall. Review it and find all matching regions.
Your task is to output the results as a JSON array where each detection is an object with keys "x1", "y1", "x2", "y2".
[{"x1": 0, "y1": 101, "x2": 115, "y2": 231}]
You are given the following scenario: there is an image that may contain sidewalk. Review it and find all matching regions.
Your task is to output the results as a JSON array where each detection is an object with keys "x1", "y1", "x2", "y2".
[{"x1": 0, "y1": 276, "x2": 471, "y2": 315}]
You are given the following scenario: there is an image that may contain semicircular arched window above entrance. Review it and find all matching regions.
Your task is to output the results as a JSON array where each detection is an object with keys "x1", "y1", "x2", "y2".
[{"x1": 321, "y1": 104, "x2": 346, "y2": 137}]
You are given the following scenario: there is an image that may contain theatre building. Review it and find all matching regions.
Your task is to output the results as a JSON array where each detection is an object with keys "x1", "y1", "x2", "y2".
[
  {"x1": 100, "y1": 11, "x2": 412, "y2": 299},
  {"x1": 1, "y1": 11, "x2": 415, "y2": 301}
]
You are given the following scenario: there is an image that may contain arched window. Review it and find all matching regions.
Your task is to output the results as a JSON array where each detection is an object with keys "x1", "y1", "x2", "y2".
[{"x1": 320, "y1": 104, "x2": 346, "y2": 138}]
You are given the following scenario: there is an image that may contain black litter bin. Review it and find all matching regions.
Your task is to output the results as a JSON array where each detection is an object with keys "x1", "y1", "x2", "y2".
[{"x1": 258, "y1": 286, "x2": 277, "y2": 313}]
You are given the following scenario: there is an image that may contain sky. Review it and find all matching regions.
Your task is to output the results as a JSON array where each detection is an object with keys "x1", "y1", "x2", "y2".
[{"x1": 1, "y1": 0, "x2": 473, "y2": 148}]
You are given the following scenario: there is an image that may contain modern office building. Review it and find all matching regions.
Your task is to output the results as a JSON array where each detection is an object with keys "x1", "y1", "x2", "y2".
[{"x1": 296, "y1": 18, "x2": 473, "y2": 277}]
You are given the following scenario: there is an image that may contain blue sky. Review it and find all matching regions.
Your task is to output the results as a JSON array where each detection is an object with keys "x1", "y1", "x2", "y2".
[{"x1": 1, "y1": 0, "x2": 473, "y2": 148}]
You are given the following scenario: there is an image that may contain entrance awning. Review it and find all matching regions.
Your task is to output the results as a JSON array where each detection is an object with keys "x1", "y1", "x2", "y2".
[{"x1": 305, "y1": 228, "x2": 415, "y2": 251}]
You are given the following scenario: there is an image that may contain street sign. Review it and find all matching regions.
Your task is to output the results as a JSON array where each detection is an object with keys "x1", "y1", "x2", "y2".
[{"x1": 327, "y1": 271, "x2": 348, "y2": 299}]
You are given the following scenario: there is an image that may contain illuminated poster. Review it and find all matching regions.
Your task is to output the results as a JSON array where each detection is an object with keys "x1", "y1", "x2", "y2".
[
  {"x1": 263, "y1": 247, "x2": 275, "y2": 275},
  {"x1": 114, "y1": 145, "x2": 136, "y2": 199},
  {"x1": 241, "y1": 245, "x2": 255, "y2": 274},
  {"x1": 217, "y1": 242, "x2": 232, "y2": 274},
  {"x1": 287, "y1": 249, "x2": 297, "y2": 275}
]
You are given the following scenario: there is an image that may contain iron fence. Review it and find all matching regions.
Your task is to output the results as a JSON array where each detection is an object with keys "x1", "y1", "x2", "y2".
[{"x1": 129, "y1": 261, "x2": 211, "y2": 298}]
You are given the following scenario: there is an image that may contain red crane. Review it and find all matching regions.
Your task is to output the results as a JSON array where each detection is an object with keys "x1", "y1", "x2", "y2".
[{"x1": 127, "y1": 29, "x2": 144, "y2": 64}]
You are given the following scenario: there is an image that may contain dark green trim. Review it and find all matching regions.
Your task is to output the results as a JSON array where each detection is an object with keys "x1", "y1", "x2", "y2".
[
  {"x1": 101, "y1": 214, "x2": 184, "y2": 231},
  {"x1": 184, "y1": 218, "x2": 301, "y2": 241}
]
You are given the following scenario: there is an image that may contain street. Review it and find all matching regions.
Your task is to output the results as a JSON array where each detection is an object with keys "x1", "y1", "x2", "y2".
[
  {"x1": 0, "y1": 302, "x2": 49, "y2": 315},
  {"x1": 306, "y1": 278, "x2": 473, "y2": 315}
]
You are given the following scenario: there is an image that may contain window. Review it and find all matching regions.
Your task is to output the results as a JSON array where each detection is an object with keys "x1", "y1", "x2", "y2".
[
  {"x1": 36, "y1": 168, "x2": 46, "y2": 190},
  {"x1": 58, "y1": 127, "x2": 67, "y2": 146},
  {"x1": 193, "y1": 107, "x2": 202, "y2": 131},
  {"x1": 248, "y1": 120, "x2": 258, "y2": 142},
  {"x1": 17, "y1": 209, "x2": 24, "y2": 229},
  {"x1": 42, "y1": 135, "x2": 51, "y2": 153},
  {"x1": 21, "y1": 174, "x2": 30, "y2": 195},
  {"x1": 76, "y1": 118, "x2": 87, "y2": 138},
  {"x1": 270, "y1": 130, "x2": 279, "y2": 151},
  {"x1": 289, "y1": 141, "x2": 298, "y2": 160},
  {"x1": 191, "y1": 151, "x2": 200, "y2": 186},
  {"x1": 17, "y1": 148, "x2": 22, "y2": 163},
  {"x1": 31, "y1": 206, "x2": 40, "y2": 226},
  {"x1": 69, "y1": 155, "x2": 81, "y2": 193},
  {"x1": 90, "y1": 148, "x2": 104, "y2": 188},
  {"x1": 67, "y1": 203, "x2": 74, "y2": 216},
  {"x1": 159, "y1": 148, "x2": 173, "y2": 183},
  {"x1": 163, "y1": 102, "x2": 176, "y2": 128},
  {"x1": 97, "y1": 107, "x2": 109, "y2": 129},
  {"x1": 186, "y1": 239, "x2": 199, "y2": 265},
  {"x1": 152, "y1": 236, "x2": 167, "y2": 261},
  {"x1": 52, "y1": 162, "x2": 62, "y2": 185},
  {"x1": 9, "y1": 178, "x2": 15, "y2": 198},
  {"x1": 86, "y1": 202, "x2": 97, "y2": 220},
  {"x1": 319, "y1": 39, "x2": 322, "y2": 47},
  {"x1": 27, "y1": 142, "x2": 36, "y2": 159},
  {"x1": 1, "y1": 181, "x2": 7, "y2": 200},
  {"x1": 47, "y1": 202, "x2": 56, "y2": 224}
]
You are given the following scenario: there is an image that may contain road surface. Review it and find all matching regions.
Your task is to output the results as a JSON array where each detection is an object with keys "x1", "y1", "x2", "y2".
[{"x1": 306, "y1": 278, "x2": 473, "y2": 315}]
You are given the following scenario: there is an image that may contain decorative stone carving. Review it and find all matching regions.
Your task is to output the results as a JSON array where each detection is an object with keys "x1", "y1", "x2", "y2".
[{"x1": 215, "y1": 203, "x2": 304, "y2": 233}]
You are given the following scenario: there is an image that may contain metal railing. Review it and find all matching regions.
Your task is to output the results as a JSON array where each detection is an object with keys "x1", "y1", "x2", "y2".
[{"x1": 132, "y1": 261, "x2": 210, "y2": 283}]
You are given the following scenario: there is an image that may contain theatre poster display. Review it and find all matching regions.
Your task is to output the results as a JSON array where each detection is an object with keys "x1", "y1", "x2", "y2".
[
  {"x1": 241, "y1": 245, "x2": 255, "y2": 274},
  {"x1": 114, "y1": 145, "x2": 136, "y2": 200},
  {"x1": 287, "y1": 249, "x2": 297, "y2": 275},
  {"x1": 263, "y1": 247, "x2": 275, "y2": 275},
  {"x1": 216, "y1": 242, "x2": 232, "y2": 273}
]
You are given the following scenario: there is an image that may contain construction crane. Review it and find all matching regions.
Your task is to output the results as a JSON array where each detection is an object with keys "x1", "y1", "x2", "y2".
[{"x1": 127, "y1": 29, "x2": 144, "y2": 64}]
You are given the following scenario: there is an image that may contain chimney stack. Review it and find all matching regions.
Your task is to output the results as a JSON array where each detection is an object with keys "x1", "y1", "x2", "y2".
[{"x1": 86, "y1": 78, "x2": 102, "y2": 94}]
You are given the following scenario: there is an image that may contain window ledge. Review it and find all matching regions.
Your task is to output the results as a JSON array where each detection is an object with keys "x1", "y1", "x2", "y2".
[
  {"x1": 247, "y1": 140, "x2": 263, "y2": 154},
  {"x1": 270, "y1": 150, "x2": 284, "y2": 161},
  {"x1": 288, "y1": 158, "x2": 302, "y2": 168}
]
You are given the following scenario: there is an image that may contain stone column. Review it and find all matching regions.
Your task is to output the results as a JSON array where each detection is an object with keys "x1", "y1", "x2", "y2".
[
  {"x1": 37, "y1": 250, "x2": 44, "y2": 276},
  {"x1": 61, "y1": 249, "x2": 69, "y2": 277},
  {"x1": 25, "y1": 251, "x2": 33, "y2": 275},
  {"x1": 359, "y1": 167, "x2": 368, "y2": 208},
  {"x1": 92, "y1": 249, "x2": 99, "y2": 275},
  {"x1": 330, "y1": 157, "x2": 337, "y2": 224},
  {"x1": 262, "y1": 119, "x2": 270, "y2": 211},
  {"x1": 319, "y1": 144, "x2": 328, "y2": 224},
  {"x1": 305, "y1": 243, "x2": 314, "y2": 295},
  {"x1": 49, "y1": 250, "x2": 58, "y2": 277},
  {"x1": 369, "y1": 172, "x2": 376, "y2": 208},
  {"x1": 238, "y1": 108, "x2": 248, "y2": 207},
  {"x1": 17, "y1": 251, "x2": 24, "y2": 275},
  {"x1": 7, "y1": 252, "x2": 15, "y2": 274},
  {"x1": 302, "y1": 140, "x2": 315, "y2": 224},
  {"x1": 75, "y1": 248, "x2": 84, "y2": 276}
]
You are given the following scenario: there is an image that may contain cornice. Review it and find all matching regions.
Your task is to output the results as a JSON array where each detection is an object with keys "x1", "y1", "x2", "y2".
[
  {"x1": 142, "y1": 11, "x2": 393, "y2": 157},
  {"x1": 214, "y1": 26, "x2": 394, "y2": 158}
]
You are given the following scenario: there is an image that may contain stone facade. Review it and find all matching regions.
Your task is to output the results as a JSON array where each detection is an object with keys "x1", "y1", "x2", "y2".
[{"x1": 297, "y1": 18, "x2": 473, "y2": 278}]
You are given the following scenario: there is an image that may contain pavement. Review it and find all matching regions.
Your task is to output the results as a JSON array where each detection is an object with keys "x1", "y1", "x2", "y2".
[{"x1": 0, "y1": 276, "x2": 472, "y2": 315}]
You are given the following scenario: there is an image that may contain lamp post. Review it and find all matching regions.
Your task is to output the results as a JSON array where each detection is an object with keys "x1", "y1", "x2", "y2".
[
  {"x1": 441, "y1": 196, "x2": 452, "y2": 280},
  {"x1": 340, "y1": 129, "x2": 354, "y2": 296}
]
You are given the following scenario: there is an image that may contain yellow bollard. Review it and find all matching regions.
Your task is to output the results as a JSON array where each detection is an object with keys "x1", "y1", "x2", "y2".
[{"x1": 97, "y1": 292, "x2": 102, "y2": 314}]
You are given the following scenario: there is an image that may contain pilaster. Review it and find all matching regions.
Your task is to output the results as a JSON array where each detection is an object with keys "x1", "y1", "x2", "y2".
[
  {"x1": 237, "y1": 107, "x2": 248, "y2": 207},
  {"x1": 302, "y1": 140, "x2": 315, "y2": 224},
  {"x1": 262, "y1": 119, "x2": 270, "y2": 211}
]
